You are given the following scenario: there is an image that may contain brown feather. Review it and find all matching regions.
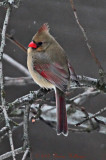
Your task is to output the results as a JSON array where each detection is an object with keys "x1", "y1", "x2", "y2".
[{"x1": 38, "y1": 23, "x2": 50, "y2": 33}]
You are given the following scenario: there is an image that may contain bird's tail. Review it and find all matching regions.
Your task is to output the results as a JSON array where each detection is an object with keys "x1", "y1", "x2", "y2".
[{"x1": 55, "y1": 88, "x2": 68, "y2": 136}]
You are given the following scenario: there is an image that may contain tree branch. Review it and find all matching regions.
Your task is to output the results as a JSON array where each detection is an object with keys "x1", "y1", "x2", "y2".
[
  {"x1": 8, "y1": 89, "x2": 51, "y2": 113},
  {"x1": 0, "y1": 126, "x2": 9, "y2": 134},
  {"x1": 22, "y1": 148, "x2": 30, "y2": 160},
  {"x1": 3, "y1": 53, "x2": 30, "y2": 76},
  {"x1": 0, "y1": 147, "x2": 23, "y2": 160},
  {"x1": 40, "y1": 105, "x2": 106, "y2": 134},
  {"x1": 3, "y1": 75, "x2": 106, "y2": 93},
  {"x1": 76, "y1": 106, "x2": 106, "y2": 126},
  {"x1": 0, "y1": 6, "x2": 16, "y2": 160},
  {"x1": 70, "y1": 0, "x2": 105, "y2": 82},
  {"x1": 22, "y1": 105, "x2": 30, "y2": 159}
]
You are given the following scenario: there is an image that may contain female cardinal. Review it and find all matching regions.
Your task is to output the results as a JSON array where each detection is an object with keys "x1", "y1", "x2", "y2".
[{"x1": 27, "y1": 23, "x2": 78, "y2": 136}]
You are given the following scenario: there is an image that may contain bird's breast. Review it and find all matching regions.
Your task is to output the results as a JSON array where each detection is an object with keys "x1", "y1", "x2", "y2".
[{"x1": 27, "y1": 53, "x2": 54, "y2": 89}]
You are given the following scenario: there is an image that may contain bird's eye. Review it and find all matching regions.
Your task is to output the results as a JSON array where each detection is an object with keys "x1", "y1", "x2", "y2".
[
  {"x1": 33, "y1": 40, "x2": 36, "y2": 43},
  {"x1": 37, "y1": 42, "x2": 42, "y2": 47}
]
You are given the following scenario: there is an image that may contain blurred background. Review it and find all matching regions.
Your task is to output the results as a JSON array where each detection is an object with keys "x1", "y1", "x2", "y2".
[{"x1": 0, "y1": 0, "x2": 106, "y2": 159}]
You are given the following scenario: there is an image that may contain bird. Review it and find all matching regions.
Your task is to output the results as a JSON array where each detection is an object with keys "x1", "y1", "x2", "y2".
[{"x1": 27, "y1": 23, "x2": 78, "y2": 136}]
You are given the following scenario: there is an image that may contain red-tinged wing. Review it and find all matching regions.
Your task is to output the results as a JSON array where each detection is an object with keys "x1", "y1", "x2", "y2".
[{"x1": 33, "y1": 62, "x2": 70, "y2": 91}]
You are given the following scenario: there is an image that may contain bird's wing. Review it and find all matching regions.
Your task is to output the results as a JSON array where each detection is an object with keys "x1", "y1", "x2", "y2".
[
  {"x1": 68, "y1": 62, "x2": 80, "y2": 85},
  {"x1": 33, "y1": 54, "x2": 70, "y2": 91}
]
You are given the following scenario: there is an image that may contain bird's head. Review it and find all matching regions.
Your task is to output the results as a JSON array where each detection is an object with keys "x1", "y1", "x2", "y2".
[{"x1": 28, "y1": 23, "x2": 53, "y2": 53}]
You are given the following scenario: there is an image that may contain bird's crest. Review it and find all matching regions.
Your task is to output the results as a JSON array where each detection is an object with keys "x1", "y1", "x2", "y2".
[{"x1": 38, "y1": 23, "x2": 50, "y2": 33}]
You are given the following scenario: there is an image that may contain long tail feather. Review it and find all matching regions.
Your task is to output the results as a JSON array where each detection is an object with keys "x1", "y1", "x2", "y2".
[{"x1": 55, "y1": 88, "x2": 68, "y2": 136}]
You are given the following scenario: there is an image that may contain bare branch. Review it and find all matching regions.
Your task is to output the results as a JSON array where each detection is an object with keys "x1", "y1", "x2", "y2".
[
  {"x1": 0, "y1": 28, "x2": 27, "y2": 53},
  {"x1": 41, "y1": 105, "x2": 106, "y2": 134},
  {"x1": 69, "y1": 88, "x2": 100, "y2": 105},
  {"x1": 22, "y1": 148, "x2": 30, "y2": 160},
  {"x1": 4, "y1": 76, "x2": 34, "y2": 86},
  {"x1": 0, "y1": 126, "x2": 8, "y2": 134},
  {"x1": 0, "y1": 6, "x2": 16, "y2": 160},
  {"x1": 0, "y1": 0, "x2": 21, "y2": 8},
  {"x1": 4, "y1": 75, "x2": 106, "y2": 93},
  {"x1": 76, "y1": 106, "x2": 106, "y2": 126},
  {"x1": 0, "y1": 1, "x2": 106, "y2": 158},
  {"x1": 69, "y1": 128, "x2": 94, "y2": 133},
  {"x1": 23, "y1": 104, "x2": 30, "y2": 150},
  {"x1": 70, "y1": 0, "x2": 105, "y2": 82},
  {"x1": 77, "y1": 75, "x2": 98, "y2": 86},
  {"x1": 3, "y1": 53, "x2": 30, "y2": 76},
  {"x1": 77, "y1": 75, "x2": 106, "y2": 92},
  {"x1": 81, "y1": 107, "x2": 96, "y2": 129},
  {"x1": 0, "y1": 147, "x2": 23, "y2": 160},
  {"x1": 8, "y1": 89, "x2": 51, "y2": 113}
]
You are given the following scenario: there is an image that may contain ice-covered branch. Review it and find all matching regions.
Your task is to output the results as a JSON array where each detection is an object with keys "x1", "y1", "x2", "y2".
[
  {"x1": 76, "y1": 106, "x2": 106, "y2": 126},
  {"x1": 0, "y1": 147, "x2": 23, "y2": 160},
  {"x1": 4, "y1": 76, "x2": 33, "y2": 86},
  {"x1": 0, "y1": 0, "x2": 21, "y2": 8},
  {"x1": 8, "y1": 89, "x2": 51, "y2": 112},
  {"x1": 6, "y1": 87, "x2": 105, "y2": 135},
  {"x1": 0, "y1": 126, "x2": 8, "y2": 134},
  {"x1": 0, "y1": 6, "x2": 16, "y2": 160},
  {"x1": 22, "y1": 148, "x2": 30, "y2": 160},
  {"x1": 77, "y1": 75, "x2": 106, "y2": 92},
  {"x1": 40, "y1": 105, "x2": 106, "y2": 134},
  {"x1": 22, "y1": 105, "x2": 30, "y2": 159},
  {"x1": 4, "y1": 75, "x2": 98, "y2": 87},
  {"x1": 69, "y1": 88, "x2": 100, "y2": 105}
]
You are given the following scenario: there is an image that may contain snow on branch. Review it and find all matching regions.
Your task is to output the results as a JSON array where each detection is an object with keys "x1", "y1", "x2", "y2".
[
  {"x1": 40, "y1": 105, "x2": 106, "y2": 134},
  {"x1": 0, "y1": 147, "x2": 23, "y2": 160},
  {"x1": 0, "y1": 6, "x2": 16, "y2": 160}
]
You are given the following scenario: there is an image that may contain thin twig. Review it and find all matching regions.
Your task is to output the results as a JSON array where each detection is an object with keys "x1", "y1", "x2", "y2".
[
  {"x1": 70, "y1": 0, "x2": 105, "y2": 82},
  {"x1": 81, "y1": 107, "x2": 96, "y2": 129},
  {"x1": 0, "y1": 28, "x2": 27, "y2": 53},
  {"x1": 76, "y1": 106, "x2": 106, "y2": 126},
  {"x1": 69, "y1": 88, "x2": 100, "y2": 105},
  {"x1": 22, "y1": 148, "x2": 30, "y2": 160},
  {"x1": 69, "y1": 127, "x2": 95, "y2": 133},
  {"x1": 0, "y1": 122, "x2": 23, "y2": 143}
]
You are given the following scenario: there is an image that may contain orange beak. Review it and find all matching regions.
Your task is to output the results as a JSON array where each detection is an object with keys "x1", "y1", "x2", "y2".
[{"x1": 28, "y1": 41, "x2": 37, "y2": 48}]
